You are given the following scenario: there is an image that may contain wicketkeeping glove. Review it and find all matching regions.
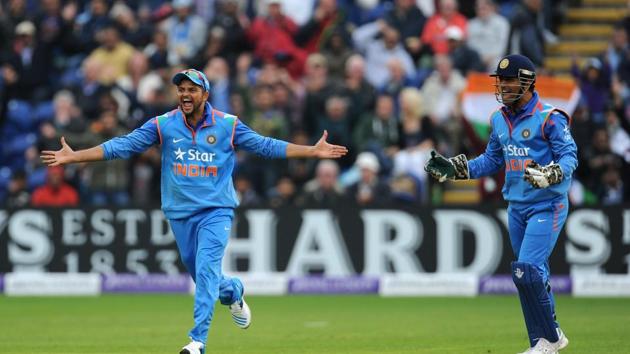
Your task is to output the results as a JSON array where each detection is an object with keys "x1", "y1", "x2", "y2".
[
  {"x1": 424, "y1": 150, "x2": 469, "y2": 182},
  {"x1": 523, "y1": 161, "x2": 563, "y2": 189}
]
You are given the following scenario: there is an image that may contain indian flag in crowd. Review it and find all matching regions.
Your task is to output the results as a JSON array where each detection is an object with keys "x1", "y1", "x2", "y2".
[{"x1": 462, "y1": 73, "x2": 581, "y2": 139}]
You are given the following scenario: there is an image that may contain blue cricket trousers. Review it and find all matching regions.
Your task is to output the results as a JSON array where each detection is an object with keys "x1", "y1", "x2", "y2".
[
  {"x1": 507, "y1": 195, "x2": 569, "y2": 327},
  {"x1": 170, "y1": 207, "x2": 242, "y2": 344}
]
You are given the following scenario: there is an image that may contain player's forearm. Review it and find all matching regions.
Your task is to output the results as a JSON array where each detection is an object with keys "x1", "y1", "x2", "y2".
[
  {"x1": 285, "y1": 143, "x2": 316, "y2": 158},
  {"x1": 70, "y1": 146, "x2": 106, "y2": 163}
]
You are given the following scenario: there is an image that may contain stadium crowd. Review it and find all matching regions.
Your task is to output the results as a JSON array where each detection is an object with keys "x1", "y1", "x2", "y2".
[{"x1": 1, "y1": 0, "x2": 629, "y2": 208}]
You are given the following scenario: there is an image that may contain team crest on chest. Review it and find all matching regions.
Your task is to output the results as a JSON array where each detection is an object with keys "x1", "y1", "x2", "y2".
[
  {"x1": 521, "y1": 129, "x2": 531, "y2": 139},
  {"x1": 207, "y1": 135, "x2": 217, "y2": 144}
]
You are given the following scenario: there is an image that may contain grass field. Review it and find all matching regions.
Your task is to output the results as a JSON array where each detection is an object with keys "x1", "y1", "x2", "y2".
[{"x1": 1, "y1": 295, "x2": 629, "y2": 354}]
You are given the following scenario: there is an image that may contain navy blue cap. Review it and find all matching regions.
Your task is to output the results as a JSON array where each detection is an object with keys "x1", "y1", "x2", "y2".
[
  {"x1": 172, "y1": 69, "x2": 211, "y2": 92},
  {"x1": 490, "y1": 54, "x2": 536, "y2": 78}
]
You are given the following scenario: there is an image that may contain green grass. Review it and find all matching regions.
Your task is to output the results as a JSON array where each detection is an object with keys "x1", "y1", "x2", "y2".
[{"x1": 0, "y1": 295, "x2": 629, "y2": 353}]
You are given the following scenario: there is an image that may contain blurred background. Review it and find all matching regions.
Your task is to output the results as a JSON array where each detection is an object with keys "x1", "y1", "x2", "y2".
[
  {"x1": 0, "y1": 0, "x2": 629, "y2": 294},
  {"x1": 0, "y1": 0, "x2": 628, "y2": 208}
]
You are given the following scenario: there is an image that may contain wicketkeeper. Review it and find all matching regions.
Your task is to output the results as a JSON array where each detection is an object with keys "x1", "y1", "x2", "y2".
[{"x1": 425, "y1": 54, "x2": 577, "y2": 354}]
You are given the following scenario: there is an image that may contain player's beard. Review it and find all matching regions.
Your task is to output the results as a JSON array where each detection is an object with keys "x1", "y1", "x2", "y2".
[{"x1": 181, "y1": 100, "x2": 203, "y2": 119}]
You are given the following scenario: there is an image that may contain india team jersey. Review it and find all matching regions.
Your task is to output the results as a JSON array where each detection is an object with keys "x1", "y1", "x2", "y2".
[
  {"x1": 468, "y1": 92, "x2": 578, "y2": 203},
  {"x1": 101, "y1": 102, "x2": 288, "y2": 219}
]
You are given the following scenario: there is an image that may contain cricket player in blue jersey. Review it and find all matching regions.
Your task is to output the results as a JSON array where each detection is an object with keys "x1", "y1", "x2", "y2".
[
  {"x1": 424, "y1": 54, "x2": 576, "y2": 354},
  {"x1": 41, "y1": 69, "x2": 348, "y2": 354}
]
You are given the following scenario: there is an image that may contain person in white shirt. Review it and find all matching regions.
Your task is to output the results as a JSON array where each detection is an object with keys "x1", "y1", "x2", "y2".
[{"x1": 467, "y1": 0, "x2": 510, "y2": 72}]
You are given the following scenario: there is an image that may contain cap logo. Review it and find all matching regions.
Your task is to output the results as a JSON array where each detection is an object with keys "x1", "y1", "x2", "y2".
[{"x1": 499, "y1": 58, "x2": 509, "y2": 69}]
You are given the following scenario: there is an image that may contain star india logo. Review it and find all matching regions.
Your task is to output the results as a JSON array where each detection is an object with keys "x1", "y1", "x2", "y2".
[
  {"x1": 174, "y1": 148, "x2": 186, "y2": 160},
  {"x1": 515, "y1": 268, "x2": 524, "y2": 279}
]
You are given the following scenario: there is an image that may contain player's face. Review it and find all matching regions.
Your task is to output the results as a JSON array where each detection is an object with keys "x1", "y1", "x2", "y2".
[
  {"x1": 494, "y1": 76, "x2": 523, "y2": 104},
  {"x1": 177, "y1": 80, "x2": 208, "y2": 116}
]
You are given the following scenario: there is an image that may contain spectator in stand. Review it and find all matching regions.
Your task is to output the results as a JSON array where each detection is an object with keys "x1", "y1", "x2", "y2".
[
  {"x1": 353, "y1": 19, "x2": 416, "y2": 89},
  {"x1": 86, "y1": 111, "x2": 130, "y2": 205},
  {"x1": 317, "y1": 95, "x2": 353, "y2": 168},
  {"x1": 421, "y1": 54, "x2": 466, "y2": 154},
  {"x1": 4, "y1": 21, "x2": 53, "y2": 101},
  {"x1": 161, "y1": 0, "x2": 207, "y2": 66},
  {"x1": 209, "y1": 0, "x2": 250, "y2": 66},
  {"x1": 144, "y1": 30, "x2": 169, "y2": 70},
  {"x1": 346, "y1": 151, "x2": 391, "y2": 205},
  {"x1": 33, "y1": 0, "x2": 78, "y2": 52},
  {"x1": 571, "y1": 57, "x2": 611, "y2": 125},
  {"x1": 285, "y1": 130, "x2": 318, "y2": 190},
  {"x1": 85, "y1": 24, "x2": 136, "y2": 85},
  {"x1": 204, "y1": 57, "x2": 232, "y2": 112},
  {"x1": 48, "y1": 90, "x2": 92, "y2": 149},
  {"x1": 295, "y1": 0, "x2": 346, "y2": 54},
  {"x1": 507, "y1": 0, "x2": 545, "y2": 67},
  {"x1": 393, "y1": 88, "x2": 434, "y2": 187},
  {"x1": 297, "y1": 159, "x2": 344, "y2": 206},
  {"x1": 1, "y1": 0, "x2": 28, "y2": 45},
  {"x1": 31, "y1": 166, "x2": 79, "y2": 207},
  {"x1": 341, "y1": 54, "x2": 376, "y2": 128},
  {"x1": 320, "y1": 27, "x2": 354, "y2": 80},
  {"x1": 379, "y1": 58, "x2": 418, "y2": 105},
  {"x1": 383, "y1": 0, "x2": 426, "y2": 58},
  {"x1": 110, "y1": 2, "x2": 152, "y2": 48},
  {"x1": 444, "y1": 26, "x2": 485, "y2": 76},
  {"x1": 268, "y1": 175, "x2": 298, "y2": 208},
  {"x1": 272, "y1": 81, "x2": 301, "y2": 132},
  {"x1": 246, "y1": 0, "x2": 307, "y2": 78},
  {"x1": 302, "y1": 53, "x2": 338, "y2": 138},
  {"x1": 247, "y1": 84, "x2": 290, "y2": 140},
  {"x1": 467, "y1": 0, "x2": 510, "y2": 72},
  {"x1": 603, "y1": 24, "x2": 628, "y2": 74},
  {"x1": 583, "y1": 128, "x2": 624, "y2": 195},
  {"x1": 421, "y1": 0, "x2": 467, "y2": 55},
  {"x1": 75, "y1": 0, "x2": 111, "y2": 52},
  {"x1": 605, "y1": 106, "x2": 630, "y2": 168},
  {"x1": 234, "y1": 173, "x2": 262, "y2": 206},
  {"x1": 597, "y1": 166, "x2": 624, "y2": 205},
  {"x1": 5, "y1": 170, "x2": 30, "y2": 208},
  {"x1": 353, "y1": 94, "x2": 400, "y2": 154},
  {"x1": 187, "y1": 26, "x2": 225, "y2": 71}
]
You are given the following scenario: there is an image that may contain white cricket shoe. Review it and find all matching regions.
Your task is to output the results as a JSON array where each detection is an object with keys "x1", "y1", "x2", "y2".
[
  {"x1": 229, "y1": 297, "x2": 251, "y2": 329},
  {"x1": 530, "y1": 338, "x2": 558, "y2": 354},
  {"x1": 517, "y1": 329, "x2": 569, "y2": 354},
  {"x1": 180, "y1": 340, "x2": 204, "y2": 354}
]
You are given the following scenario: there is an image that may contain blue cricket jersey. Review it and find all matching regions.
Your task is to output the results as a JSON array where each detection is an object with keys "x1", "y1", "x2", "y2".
[
  {"x1": 468, "y1": 92, "x2": 578, "y2": 203},
  {"x1": 101, "y1": 102, "x2": 288, "y2": 219}
]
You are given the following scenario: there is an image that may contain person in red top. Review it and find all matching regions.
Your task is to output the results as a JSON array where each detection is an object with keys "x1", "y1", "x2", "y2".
[
  {"x1": 295, "y1": 0, "x2": 345, "y2": 54},
  {"x1": 420, "y1": 0, "x2": 468, "y2": 55},
  {"x1": 246, "y1": 0, "x2": 307, "y2": 78},
  {"x1": 31, "y1": 166, "x2": 79, "y2": 207}
]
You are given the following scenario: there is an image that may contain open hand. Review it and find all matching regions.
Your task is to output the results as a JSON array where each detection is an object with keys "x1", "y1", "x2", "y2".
[
  {"x1": 313, "y1": 130, "x2": 348, "y2": 159},
  {"x1": 40, "y1": 137, "x2": 75, "y2": 166}
]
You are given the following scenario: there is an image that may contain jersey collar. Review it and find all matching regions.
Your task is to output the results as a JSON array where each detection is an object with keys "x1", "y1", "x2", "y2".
[{"x1": 502, "y1": 91, "x2": 542, "y2": 120}]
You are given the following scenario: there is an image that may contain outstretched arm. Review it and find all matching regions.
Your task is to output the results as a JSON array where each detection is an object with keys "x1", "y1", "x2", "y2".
[
  {"x1": 41, "y1": 136, "x2": 105, "y2": 166},
  {"x1": 286, "y1": 130, "x2": 348, "y2": 159},
  {"x1": 233, "y1": 118, "x2": 348, "y2": 159},
  {"x1": 41, "y1": 116, "x2": 160, "y2": 166}
]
